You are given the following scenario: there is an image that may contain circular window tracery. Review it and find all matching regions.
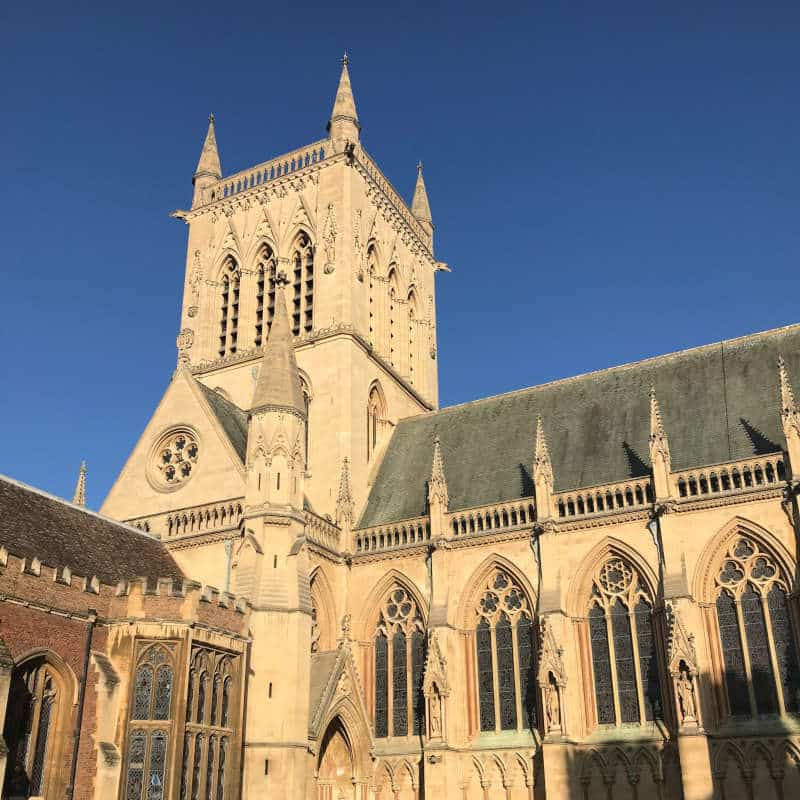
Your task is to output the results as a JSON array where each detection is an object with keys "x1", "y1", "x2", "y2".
[{"x1": 148, "y1": 428, "x2": 200, "y2": 491}]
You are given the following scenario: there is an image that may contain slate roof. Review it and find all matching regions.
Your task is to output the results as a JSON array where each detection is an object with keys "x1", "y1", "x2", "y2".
[
  {"x1": 197, "y1": 383, "x2": 249, "y2": 462},
  {"x1": 360, "y1": 324, "x2": 800, "y2": 528},
  {"x1": 0, "y1": 475, "x2": 184, "y2": 585},
  {"x1": 309, "y1": 650, "x2": 339, "y2": 721}
]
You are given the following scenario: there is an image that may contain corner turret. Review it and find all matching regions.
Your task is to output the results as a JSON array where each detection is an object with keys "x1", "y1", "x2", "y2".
[
  {"x1": 192, "y1": 114, "x2": 222, "y2": 208},
  {"x1": 327, "y1": 54, "x2": 360, "y2": 154}
]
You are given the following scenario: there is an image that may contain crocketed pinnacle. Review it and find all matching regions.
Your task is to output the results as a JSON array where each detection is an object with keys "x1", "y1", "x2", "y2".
[
  {"x1": 779, "y1": 356, "x2": 797, "y2": 418},
  {"x1": 194, "y1": 113, "x2": 222, "y2": 182},
  {"x1": 649, "y1": 387, "x2": 671, "y2": 468},
  {"x1": 328, "y1": 56, "x2": 360, "y2": 133},
  {"x1": 250, "y1": 274, "x2": 306, "y2": 417},
  {"x1": 335, "y1": 457, "x2": 355, "y2": 527},
  {"x1": 534, "y1": 416, "x2": 553, "y2": 486},
  {"x1": 411, "y1": 161, "x2": 433, "y2": 224},
  {"x1": 429, "y1": 435, "x2": 449, "y2": 507},
  {"x1": 72, "y1": 461, "x2": 87, "y2": 507}
]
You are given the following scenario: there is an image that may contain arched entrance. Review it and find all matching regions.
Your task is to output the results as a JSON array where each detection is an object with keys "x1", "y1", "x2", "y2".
[{"x1": 317, "y1": 717, "x2": 356, "y2": 800}]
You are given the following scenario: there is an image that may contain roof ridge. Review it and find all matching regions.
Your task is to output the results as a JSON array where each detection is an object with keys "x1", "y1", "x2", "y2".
[
  {"x1": 0, "y1": 473, "x2": 163, "y2": 543},
  {"x1": 401, "y1": 322, "x2": 800, "y2": 424}
]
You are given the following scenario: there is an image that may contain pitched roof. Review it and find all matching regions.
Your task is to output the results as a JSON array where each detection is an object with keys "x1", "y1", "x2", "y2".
[
  {"x1": 0, "y1": 475, "x2": 183, "y2": 585},
  {"x1": 359, "y1": 324, "x2": 800, "y2": 528},
  {"x1": 197, "y1": 382, "x2": 248, "y2": 461},
  {"x1": 309, "y1": 650, "x2": 340, "y2": 721}
]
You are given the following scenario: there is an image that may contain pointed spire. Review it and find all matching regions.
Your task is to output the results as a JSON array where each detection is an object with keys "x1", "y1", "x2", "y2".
[
  {"x1": 411, "y1": 161, "x2": 433, "y2": 224},
  {"x1": 250, "y1": 273, "x2": 306, "y2": 417},
  {"x1": 428, "y1": 436, "x2": 449, "y2": 508},
  {"x1": 194, "y1": 113, "x2": 222, "y2": 183},
  {"x1": 335, "y1": 457, "x2": 355, "y2": 529},
  {"x1": 778, "y1": 357, "x2": 800, "y2": 483},
  {"x1": 534, "y1": 417, "x2": 553, "y2": 489},
  {"x1": 533, "y1": 417, "x2": 556, "y2": 525},
  {"x1": 328, "y1": 55, "x2": 360, "y2": 150},
  {"x1": 72, "y1": 461, "x2": 86, "y2": 507},
  {"x1": 779, "y1": 356, "x2": 797, "y2": 419},
  {"x1": 649, "y1": 387, "x2": 671, "y2": 471}
]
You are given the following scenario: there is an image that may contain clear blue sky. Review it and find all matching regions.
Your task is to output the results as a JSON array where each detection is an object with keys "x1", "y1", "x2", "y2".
[{"x1": 1, "y1": 1, "x2": 798, "y2": 508}]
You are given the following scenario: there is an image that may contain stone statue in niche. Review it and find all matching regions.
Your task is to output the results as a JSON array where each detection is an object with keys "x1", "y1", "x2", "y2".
[
  {"x1": 429, "y1": 686, "x2": 443, "y2": 738},
  {"x1": 545, "y1": 674, "x2": 561, "y2": 732},
  {"x1": 677, "y1": 666, "x2": 696, "y2": 722}
]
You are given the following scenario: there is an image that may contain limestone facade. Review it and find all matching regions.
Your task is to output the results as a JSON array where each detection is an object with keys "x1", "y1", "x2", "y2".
[{"x1": 1, "y1": 59, "x2": 800, "y2": 800}]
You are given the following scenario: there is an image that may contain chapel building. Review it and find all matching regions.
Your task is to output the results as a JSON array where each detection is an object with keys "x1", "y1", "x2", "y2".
[{"x1": 1, "y1": 59, "x2": 799, "y2": 800}]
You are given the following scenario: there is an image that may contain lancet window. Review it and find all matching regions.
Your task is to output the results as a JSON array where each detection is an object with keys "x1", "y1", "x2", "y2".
[
  {"x1": 711, "y1": 536, "x2": 800, "y2": 717},
  {"x1": 387, "y1": 268, "x2": 400, "y2": 368},
  {"x1": 217, "y1": 258, "x2": 240, "y2": 358},
  {"x1": 374, "y1": 587, "x2": 425, "y2": 738},
  {"x1": 472, "y1": 568, "x2": 537, "y2": 733},
  {"x1": 290, "y1": 233, "x2": 314, "y2": 336},
  {"x1": 407, "y1": 291, "x2": 418, "y2": 386},
  {"x1": 366, "y1": 384, "x2": 387, "y2": 462},
  {"x1": 2, "y1": 657, "x2": 68, "y2": 800},
  {"x1": 254, "y1": 245, "x2": 276, "y2": 347},
  {"x1": 367, "y1": 245, "x2": 378, "y2": 345},
  {"x1": 181, "y1": 646, "x2": 237, "y2": 800},
  {"x1": 124, "y1": 644, "x2": 176, "y2": 800},
  {"x1": 586, "y1": 558, "x2": 662, "y2": 726}
]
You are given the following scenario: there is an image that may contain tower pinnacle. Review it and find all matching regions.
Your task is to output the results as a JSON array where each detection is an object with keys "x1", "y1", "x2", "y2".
[
  {"x1": 192, "y1": 114, "x2": 222, "y2": 208},
  {"x1": 72, "y1": 461, "x2": 87, "y2": 507},
  {"x1": 411, "y1": 161, "x2": 433, "y2": 225},
  {"x1": 328, "y1": 56, "x2": 360, "y2": 152},
  {"x1": 250, "y1": 273, "x2": 306, "y2": 417}
]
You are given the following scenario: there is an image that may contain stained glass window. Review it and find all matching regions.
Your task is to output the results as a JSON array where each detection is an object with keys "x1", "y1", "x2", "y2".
[
  {"x1": 186, "y1": 670, "x2": 196, "y2": 724},
  {"x1": 589, "y1": 605, "x2": 614, "y2": 724},
  {"x1": 196, "y1": 673, "x2": 207, "y2": 725},
  {"x1": 180, "y1": 733, "x2": 190, "y2": 800},
  {"x1": 411, "y1": 630, "x2": 425, "y2": 735},
  {"x1": 133, "y1": 666, "x2": 154, "y2": 720},
  {"x1": 221, "y1": 677, "x2": 231, "y2": 728},
  {"x1": 634, "y1": 598, "x2": 659, "y2": 721},
  {"x1": 476, "y1": 619, "x2": 495, "y2": 732},
  {"x1": 211, "y1": 676, "x2": 221, "y2": 726},
  {"x1": 374, "y1": 632, "x2": 389, "y2": 737},
  {"x1": 713, "y1": 537, "x2": 800, "y2": 718},
  {"x1": 216, "y1": 738, "x2": 227, "y2": 800},
  {"x1": 29, "y1": 675, "x2": 55, "y2": 796},
  {"x1": 205, "y1": 736, "x2": 215, "y2": 800},
  {"x1": 154, "y1": 667, "x2": 173, "y2": 721},
  {"x1": 191, "y1": 735, "x2": 203, "y2": 800},
  {"x1": 516, "y1": 616, "x2": 535, "y2": 728},
  {"x1": 147, "y1": 731, "x2": 168, "y2": 800},
  {"x1": 392, "y1": 630, "x2": 408, "y2": 736},
  {"x1": 125, "y1": 730, "x2": 147, "y2": 800},
  {"x1": 611, "y1": 599, "x2": 639, "y2": 723},
  {"x1": 496, "y1": 613, "x2": 518, "y2": 730}
]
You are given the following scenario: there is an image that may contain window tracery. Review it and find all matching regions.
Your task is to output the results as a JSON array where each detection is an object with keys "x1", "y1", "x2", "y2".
[
  {"x1": 586, "y1": 557, "x2": 663, "y2": 726},
  {"x1": 712, "y1": 536, "x2": 800, "y2": 717},
  {"x1": 3, "y1": 658, "x2": 65, "y2": 799},
  {"x1": 181, "y1": 646, "x2": 237, "y2": 800},
  {"x1": 124, "y1": 644, "x2": 175, "y2": 800},
  {"x1": 254, "y1": 245, "x2": 276, "y2": 347},
  {"x1": 473, "y1": 568, "x2": 537, "y2": 733},
  {"x1": 290, "y1": 233, "x2": 314, "y2": 336},
  {"x1": 373, "y1": 587, "x2": 425, "y2": 738},
  {"x1": 217, "y1": 258, "x2": 240, "y2": 357},
  {"x1": 152, "y1": 429, "x2": 199, "y2": 489}
]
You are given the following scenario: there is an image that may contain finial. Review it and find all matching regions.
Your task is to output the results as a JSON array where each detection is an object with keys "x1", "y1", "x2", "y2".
[
  {"x1": 429, "y1": 435, "x2": 449, "y2": 508},
  {"x1": 208, "y1": 112, "x2": 215, "y2": 124},
  {"x1": 417, "y1": 160, "x2": 423, "y2": 173},
  {"x1": 342, "y1": 52, "x2": 349, "y2": 66},
  {"x1": 72, "y1": 460, "x2": 87, "y2": 507}
]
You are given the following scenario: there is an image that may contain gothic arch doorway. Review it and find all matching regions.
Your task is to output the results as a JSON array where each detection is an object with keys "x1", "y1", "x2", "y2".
[{"x1": 317, "y1": 717, "x2": 356, "y2": 800}]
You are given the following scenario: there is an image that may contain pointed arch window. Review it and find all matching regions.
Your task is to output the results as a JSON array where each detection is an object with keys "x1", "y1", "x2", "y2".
[
  {"x1": 181, "y1": 647, "x2": 238, "y2": 800},
  {"x1": 373, "y1": 587, "x2": 425, "y2": 738},
  {"x1": 473, "y1": 568, "x2": 537, "y2": 733},
  {"x1": 387, "y1": 268, "x2": 400, "y2": 368},
  {"x1": 217, "y1": 258, "x2": 240, "y2": 357},
  {"x1": 123, "y1": 644, "x2": 175, "y2": 800},
  {"x1": 3, "y1": 658, "x2": 68, "y2": 800},
  {"x1": 407, "y1": 291, "x2": 418, "y2": 385},
  {"x1": 290, "y1": 233, "x2": 314, "y2": 336},
  {"x1": 585, "y1": 558, "x2": 663, "y2": 726},
  {"x1": 366, "y1": 384, "x2": 388, "y2": 462},
  {"x1": 712, "y1": 536, "x2": 800, "y2": 717},
  {"x1": 367, "y1": 245, "x2": 378, "y2": 345},
  {"x1": 254, "y1": 245, "x2": 276, "y2": 347}
]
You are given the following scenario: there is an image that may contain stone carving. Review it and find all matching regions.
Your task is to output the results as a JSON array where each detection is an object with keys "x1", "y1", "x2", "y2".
[
  {"x1": 538, "y1": 617, "x2": 566, "y2": 734},
  {"x1": 176, "y1": 328, "x2": 194, "y2": 363},
  {"x1": 188, "y1": 250, "x2": 203, "y2": 318},
  {"x1": 676, "y1": 667, "x2": 696, "y2": 722},
  {"x1": 323, "y1": 202, "x2": 337, "y2": 274},
  {"x1": 545, "y1": 675, "x2": 561, "y2": 731},
  {"x1": 353, "y1": 208, "x2": 364, "y2": 281},
  {"x1": 422, "y1": 629, "x2": 449, "y2": 741},
  {"x1": 666, "y1": 604, "x2": 700, "y2": 726},
  {"x1": 429, "y1": 686, "x2": 443, "y2": 738}
]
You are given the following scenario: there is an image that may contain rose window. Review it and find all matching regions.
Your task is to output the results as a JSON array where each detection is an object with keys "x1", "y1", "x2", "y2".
[{"x1": 150, "y1": 429, "x2": 199, "y2": 489}]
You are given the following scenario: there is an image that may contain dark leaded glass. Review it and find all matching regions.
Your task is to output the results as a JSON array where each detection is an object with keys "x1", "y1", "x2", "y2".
[
  {"x1": 147, "y1": 731, "x2": 168, "y2": 800},
  {"x1": 611, "y1": 599, "x2": 639, "y2": 723},
  {"x1": 216, "y1": 738, "x2": 227, "y2": 800},
  {"x1": 589, "y1": 605, "x2": 614, "y2": 724},
  {"x1": 516, "y1": 615, "x2": 535, "y2": 728},
  {"x1": 205, "y1": 736, "x2": 215, "y2": 800},
  {"x1": 133, "y1": 666, "x2": 154, "y2": 720},
  {"x1": 186, "y1": 670, "x2": 195, "y2": 724},
  {"x1": 29, "y1": 677, "x2": 54, "y2": 796},
  {"x1": 221, "y1": 678, "x2": 231, "y2": 728},
  {"x1": 180, "y1": 733, "x2": 190, "y2": 800},
  {"x1": 191, "y1": 735, "x2": 203, "y2": 800},
  {"x1": 476, "y1": 619, "x2": 496, "y2": 731},
  {"x1": 741, "y1": 584, "x2": 777, "y2": 714},
  {"x1": 411, "y1": 630, "x2": 425, "y2": 735},
  {"x1": 196, "y1": 674, "x2": 207, "y2": 725},
  {"x1": 716, "y1": 591, "x2": 749, "y2": 716},
  {"x1": 374, "y1": 633, "x2": 389, "y2": 738},
  {"x1": 767, "y1": 585, "x2": 800, "y2": 712},
  {"x1": 126, "y1": 730, "x2": 147, "y2": 800},
  {"x1": 154, "y1": 666, "x2": 172, "y2": 721},
  {"x1": 496, "y1": 613, "x2": 518, "y2": 730},
  {"x1": 211, "y1": 676, "x2": 221, "y2": 726},
  {"x1": 634, "y1": 599, "x2": 659, "y2": 721},
  {"x1": 392, "y1": 630, "x2": 408, "y2": 736}
]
